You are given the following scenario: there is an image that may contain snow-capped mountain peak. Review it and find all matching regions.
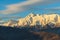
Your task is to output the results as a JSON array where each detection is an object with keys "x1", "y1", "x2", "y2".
[{"x1": 1, "y1": 13, "x2": 60, "y2": 28}]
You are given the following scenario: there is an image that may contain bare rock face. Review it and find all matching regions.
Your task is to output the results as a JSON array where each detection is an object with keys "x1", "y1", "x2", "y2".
[{"x1": 31, "y1": 31, "x2": 60, "y2": 40}]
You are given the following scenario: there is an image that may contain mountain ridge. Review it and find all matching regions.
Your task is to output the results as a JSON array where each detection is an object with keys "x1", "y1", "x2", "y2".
[{"x1": 1, "y1": 13, "x2": 60, "y2": 28}]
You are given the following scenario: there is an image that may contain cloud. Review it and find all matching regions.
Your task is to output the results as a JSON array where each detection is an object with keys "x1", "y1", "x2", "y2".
[
  {"x1": 0, "y1": 21, "x2": 4, "y2": 23},
  {"x1": 0, "y1": 0, "x2": 60, "y2": 14},
  {"x1": 53, "y1": 7, "x2": 60, "y2": 9},
  {"x1": 46, "y1": 7, "x2": 60, "y2": 10},
  {"x1": 0, "y1": 0, "x2": 43, "y2": 14}
]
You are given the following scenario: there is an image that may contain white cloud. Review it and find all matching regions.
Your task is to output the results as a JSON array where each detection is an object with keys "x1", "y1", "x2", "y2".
[
  {"x1": 0, "y1": 0, "x2": 43, "y2": 14},
  {"x1": 0, "y1": 20, "x2": 5, "y2": 24},
  {"x1": 0, "y1": 21, "x2": 4, "y2": 23},
  {"x1": 46, "y1": 7, "x2": 60, "y2": 10},
  {"x1": 53, "y1": 7, "x2": 60, "y2": 9},
  {"x1": 0, "y1": 0, "x2": 60, "y2": 14}
]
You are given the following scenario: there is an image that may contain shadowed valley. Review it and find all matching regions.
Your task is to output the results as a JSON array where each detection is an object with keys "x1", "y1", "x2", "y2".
[{"x1": 0, "y1": 26, "x2": 60, "y2": 40}]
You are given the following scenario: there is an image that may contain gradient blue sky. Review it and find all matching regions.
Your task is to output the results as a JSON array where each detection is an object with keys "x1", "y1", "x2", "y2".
[{"x1": 0, "y1": 0, "x2": 60, "y2": 21}]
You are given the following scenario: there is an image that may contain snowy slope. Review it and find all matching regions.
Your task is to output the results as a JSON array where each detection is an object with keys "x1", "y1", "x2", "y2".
[{"x1": 1, "y1": 13, "x2": 60, "y2": 27}]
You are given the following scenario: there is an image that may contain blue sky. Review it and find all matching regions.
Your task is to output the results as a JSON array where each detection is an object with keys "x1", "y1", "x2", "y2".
[{"x1": 0, "y1": 0, "x2": 60, "y2": 21}]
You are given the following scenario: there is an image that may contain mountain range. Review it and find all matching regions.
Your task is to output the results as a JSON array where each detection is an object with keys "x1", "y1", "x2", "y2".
[{"x1": 1, "y1": 13, "x2": 60, "y2": 28}]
